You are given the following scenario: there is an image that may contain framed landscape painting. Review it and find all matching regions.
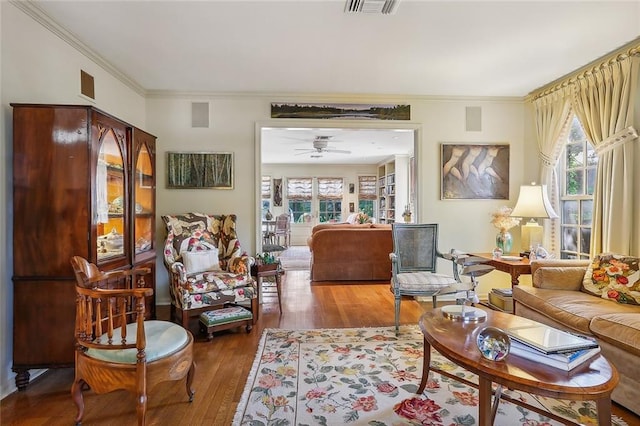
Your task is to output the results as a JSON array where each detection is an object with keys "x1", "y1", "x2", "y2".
[
  {"x1": 441, "y1": 143, "x2": 509, "y2": 200},
  {"x1": 167, "y1": 152, "x2": 233, "y2": 189}
]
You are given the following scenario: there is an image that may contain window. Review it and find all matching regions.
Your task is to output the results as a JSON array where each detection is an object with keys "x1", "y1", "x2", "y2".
[
  {"x1": 558, "y1": 116, "x2": 597, "y2": 259},
  {"x1": 317, "y1": 177, "x2": 343, "y2": 223},
  {"x1": 358, "y1": 175, "x2": 377, "y2": 218},
  {"x1": 287, "y1": 177, "x2": 312, "y2": 222}
]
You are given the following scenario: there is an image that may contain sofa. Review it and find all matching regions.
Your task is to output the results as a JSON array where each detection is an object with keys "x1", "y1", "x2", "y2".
[
  {"x1": 307, "y1": 223, "x2": 392, "y2": 282},
  {"x1": 513, "y1": 256, "x2": 640, "y2": 414}
]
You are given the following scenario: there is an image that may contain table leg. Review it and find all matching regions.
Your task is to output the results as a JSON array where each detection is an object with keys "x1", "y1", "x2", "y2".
[
  {"x1": 256, "y1": 276, "x2": 263, "y2": 304},
  {"x1": 275, "y1": 272, "x2": 282, "y2": 314},
  {"x1": 595, "y1": 396, "x2": 612, "y2": 426},
  {"x1": 417, "y1": 337, "x2": 431, "y2": 394},
  {"x1": 478, "y1": 377, "x2": 493, "y2": 426},
  {"x1": 510, "y1": 271, "x2": 521, "y2": 287}
]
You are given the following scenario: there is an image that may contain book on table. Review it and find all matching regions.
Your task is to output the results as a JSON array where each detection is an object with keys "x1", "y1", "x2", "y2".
[
  {"x1": 506, "y1": 324, "x2": 599, "y2": 354},
  {"x1": 491, "y1": 288, "x2": 512, "y2": 297},
  {"x1": 509, "y1": 340, "x2": 601, "y2": 371}
]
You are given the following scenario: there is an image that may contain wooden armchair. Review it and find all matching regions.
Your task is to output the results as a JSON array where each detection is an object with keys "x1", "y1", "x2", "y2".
[{"x1": 70, "y1": 256, "x2": 196, "y2": 426}]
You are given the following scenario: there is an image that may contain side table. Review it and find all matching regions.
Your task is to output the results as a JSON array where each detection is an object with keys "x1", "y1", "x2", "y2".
[{"x1": 251, "y1": 262, "x2": 284, "y2": 313}]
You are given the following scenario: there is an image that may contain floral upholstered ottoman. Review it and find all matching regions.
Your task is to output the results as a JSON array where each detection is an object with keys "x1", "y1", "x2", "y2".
[{"x1": 199, "y1": 306, "x2": 253, "y2": 341}]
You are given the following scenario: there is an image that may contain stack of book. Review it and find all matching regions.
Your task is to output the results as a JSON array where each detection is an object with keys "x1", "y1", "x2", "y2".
[
  {"x1": 506, "y1": 324, "x2": 600, "y2": 371},
  {"x1": 487, "y1": 288, "x2": 513, "y2": 313}
]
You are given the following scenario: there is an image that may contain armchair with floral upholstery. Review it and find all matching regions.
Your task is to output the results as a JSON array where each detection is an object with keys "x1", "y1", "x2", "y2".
[{"x1": 162, "y1": 213, "x2": 258, "y2": 330}]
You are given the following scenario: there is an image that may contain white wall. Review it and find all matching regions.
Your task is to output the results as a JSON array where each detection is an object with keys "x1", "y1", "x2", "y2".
[
  {"x1": 1, "y1": 2, "x2": 147, "y2": 398},
  {"x1": 148, "y1": 95, "x2": 527, "y2": 309}
]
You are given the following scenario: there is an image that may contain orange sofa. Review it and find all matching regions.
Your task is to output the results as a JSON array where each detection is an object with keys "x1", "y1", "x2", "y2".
[{"x1": 307, "y1": 223, "x2": 392, "y2": 282}]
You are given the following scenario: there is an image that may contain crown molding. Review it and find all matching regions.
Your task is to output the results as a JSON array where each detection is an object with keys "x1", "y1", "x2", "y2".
[
  {"x1": 145, "y1": 90, "x2": 525, "y2": 104},
  {"x1": 12, "y1": 0, "x2": 147, "y2": 97}
]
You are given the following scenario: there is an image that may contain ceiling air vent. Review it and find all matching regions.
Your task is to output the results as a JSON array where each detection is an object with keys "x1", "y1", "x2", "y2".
[{"x1": 344, "y1": 0, "x2": 399, "y2": 15}]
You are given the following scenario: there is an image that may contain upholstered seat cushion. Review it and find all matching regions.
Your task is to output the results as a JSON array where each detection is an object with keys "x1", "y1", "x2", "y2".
[
  {"x1": 200, "y1": 306, "x2": 253, "y2": 327},
  {"x1": 395, "y1": 272, "x2": 458, "y2": 291},
  {"x1": 87, "y1": 320, "x2": 189, "y2": 364},
  {"x1": 185, "y1": 270, "x2": 252, "y2": 294}
]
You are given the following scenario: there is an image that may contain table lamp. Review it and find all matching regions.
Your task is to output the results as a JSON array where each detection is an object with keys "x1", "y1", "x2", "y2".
[{"x1": 510, "y1": 183, "x2": 558, "y2": 253}]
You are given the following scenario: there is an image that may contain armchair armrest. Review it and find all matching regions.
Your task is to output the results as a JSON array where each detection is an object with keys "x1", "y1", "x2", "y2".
[{"x1": 530, "y1": 259, "x2": 590, "y2": 290}]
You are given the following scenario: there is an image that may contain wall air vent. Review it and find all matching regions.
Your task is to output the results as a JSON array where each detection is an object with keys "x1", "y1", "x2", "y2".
[{"x1": 344, "y1": 0, "x2": 399, "y2": 14}]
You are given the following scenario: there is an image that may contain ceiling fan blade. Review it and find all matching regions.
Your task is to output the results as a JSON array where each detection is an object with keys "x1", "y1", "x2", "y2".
[
  {"x1": 324, "y1": 149, "x2": 351, "y2": 154},
  {"x1": 294, "y1": 150, "x2": 315, "y2": 155}
]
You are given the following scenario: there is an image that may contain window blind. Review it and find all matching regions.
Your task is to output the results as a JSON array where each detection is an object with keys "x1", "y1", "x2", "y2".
[
  {"x1": 261, "y1": 176, "x2": 271, "y2": 199},
  {"x1": 287, "y1": 177, "x2": 312, "y2": 200},
  {"x1": 317, "y1": 177, "x2": 343, "y2": 200},
  {"x1": 358, "y1": 175, "x2": 377, "y2": 200}
]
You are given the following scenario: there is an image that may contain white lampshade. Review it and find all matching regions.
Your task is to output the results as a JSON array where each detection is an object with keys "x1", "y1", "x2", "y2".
[
  {"x1": 511, "y1": 184, "x2": 558, "y2": 251},
  {"x1": 510, "y1": 184, "x2": 558, "y2": 219}
]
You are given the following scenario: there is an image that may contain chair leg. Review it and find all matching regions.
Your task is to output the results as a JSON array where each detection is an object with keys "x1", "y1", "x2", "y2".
[
  {"x1": 394, "y1": 295, "x2": 401, "y2": 334},
  {"x1": 71, "y1": 377, "x2": 86, "y2": 425},
  {"x1": 432, "y1": 295, "x2": 437, "y2": 308},
  {"x1": 136, "y1": 391, "x2": 147, "y2": 426}
]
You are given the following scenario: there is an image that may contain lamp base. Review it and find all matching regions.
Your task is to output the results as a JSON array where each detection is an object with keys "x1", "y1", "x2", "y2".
[{"x1": 521, "y1": 220, "x2": 543, "y2": 251}]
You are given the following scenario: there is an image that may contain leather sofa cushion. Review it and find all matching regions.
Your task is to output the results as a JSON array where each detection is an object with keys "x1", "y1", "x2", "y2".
[
  {"x1": 590, "y1": 313, "x2": 640, "y2": 357},
  {"x1": 513, "y1": 285, "x2": 640, "y2": 334},
  {"x1": 532, "y1": 266, "x2": 586, "y2": 290}
]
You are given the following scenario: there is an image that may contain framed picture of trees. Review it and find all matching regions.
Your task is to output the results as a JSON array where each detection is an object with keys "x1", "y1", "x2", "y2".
[{"x1": 167, "y1": 152, "x2": 233, "y2": 189}]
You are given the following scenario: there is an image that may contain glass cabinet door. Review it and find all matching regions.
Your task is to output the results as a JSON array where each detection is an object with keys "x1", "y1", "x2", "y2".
[
  {"x1": 96, "y1": 129, "x2": 126, "y2": 261},
  {"x1": 134, "y1": 140, "x2": 154, "y2": 256}
]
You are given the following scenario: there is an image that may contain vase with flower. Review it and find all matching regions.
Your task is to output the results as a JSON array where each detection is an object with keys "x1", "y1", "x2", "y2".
[
  {"x1": 355, "y1": 211, "x2": 370, "y2": 224},
  {"x1": 490, "y1": 206, "x2": 520, "y2": 254}
]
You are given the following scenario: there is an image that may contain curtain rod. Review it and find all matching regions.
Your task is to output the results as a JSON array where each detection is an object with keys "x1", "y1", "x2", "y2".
[{"x1": 528, "y1": 36, "x2": 640, "y2": 101}]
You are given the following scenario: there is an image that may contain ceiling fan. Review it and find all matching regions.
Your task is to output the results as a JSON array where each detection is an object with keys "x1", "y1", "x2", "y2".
[{"x1": 294, "y1": 136, "x2": 351, "y2": 156}]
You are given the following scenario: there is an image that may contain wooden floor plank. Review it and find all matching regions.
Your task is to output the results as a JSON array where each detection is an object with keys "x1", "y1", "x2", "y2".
[{"x1": 1, "y1": 270, "x2": 638, "y2": 425}]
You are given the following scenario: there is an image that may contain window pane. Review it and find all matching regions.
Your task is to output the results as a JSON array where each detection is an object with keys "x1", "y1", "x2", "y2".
[
  {"x1": 359, "y1": 200, "x2": 374, "y2": 217},
  {"x1": 568, "y1": 117, "x2": 584, "y2": 142},
  {"x1": 319, "y1": 200, "x2": 341, "y2": 223},
  {"x1": 580, "y1": 228, "x2": 591, "y2": 254},
  {"x1": 261, "y1": 200, "x2": 271, "y2": 219},
  {"x1": 562, "y1": 227, "x2": 578, "y2": 252},
  {"x1": 581, "y1": 200, "x2": 593, "y2": 226},
  {"x1": 566, "y1": 142, "x2": 584, "y2": 168},
  {"x1": 288, "y1": 200, "x2": 311, "y2": 222},
  {"x1": 565, "y1": 170, "x2": 583, "y2": 195},
  {"x1": 586, "y1": 145, "x2": 597, "y2": 166},
  {"x1": 586, "y1": 168, "x2": 596, "y2": 195},
  {"x1": 562, "y1": 200, "x2": 578, "y2": 225}
]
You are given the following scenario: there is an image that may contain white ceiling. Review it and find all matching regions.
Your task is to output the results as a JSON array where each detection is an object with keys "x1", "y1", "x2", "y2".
[
  {"x1": 25, "y1": 0, "x2": 640, "y2": 164},
  {"x1": 261, "y1": 127, "x2": 415, "y2": 164}
]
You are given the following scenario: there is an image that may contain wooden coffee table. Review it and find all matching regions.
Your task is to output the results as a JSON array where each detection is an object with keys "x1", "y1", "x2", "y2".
[{"x1": 418, "y1": 308, "x2": 619, "y2": 426}]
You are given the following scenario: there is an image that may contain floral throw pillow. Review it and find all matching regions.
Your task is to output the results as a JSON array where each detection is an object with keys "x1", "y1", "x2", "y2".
[{"x1": 581, "y1": 254, "x2": 640, "y2": 305}]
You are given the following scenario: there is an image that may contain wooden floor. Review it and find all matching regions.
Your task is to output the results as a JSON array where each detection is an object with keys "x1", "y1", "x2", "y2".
[{"x1": 2, "y1": 271, "x2": 639, "y2": 426}]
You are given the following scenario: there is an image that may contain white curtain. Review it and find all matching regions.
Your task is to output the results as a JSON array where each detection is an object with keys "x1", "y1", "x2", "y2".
[
  {"x1": 532, "y1": 86, "x2": 573, "y2": 255},
  {"x1": 571, "y1": 55, "x2": 639, "y2": 255}
]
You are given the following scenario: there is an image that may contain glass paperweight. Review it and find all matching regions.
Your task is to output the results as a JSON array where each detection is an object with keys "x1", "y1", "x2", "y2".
[{"x1": 476, "y1": 326, "x2": 511, "y2": 361}]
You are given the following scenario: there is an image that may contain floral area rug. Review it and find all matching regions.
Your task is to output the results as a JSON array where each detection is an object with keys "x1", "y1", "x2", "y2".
[{"x1": 234, "y1": 325, "x2": 629, "y2": 426}]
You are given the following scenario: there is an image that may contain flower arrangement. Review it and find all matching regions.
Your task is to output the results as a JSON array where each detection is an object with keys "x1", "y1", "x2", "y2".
[
  {"x1": 355, "y1": 211, "x2": 370, "y2": 224},
  {"x1": 490, "y1": 206, "x2": 520, "y2": 232}
]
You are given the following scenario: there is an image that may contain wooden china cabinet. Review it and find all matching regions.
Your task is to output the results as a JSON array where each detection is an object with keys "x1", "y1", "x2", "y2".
[{"x1": 11, "y1": 104, "x2": 157, "y2": 390}]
